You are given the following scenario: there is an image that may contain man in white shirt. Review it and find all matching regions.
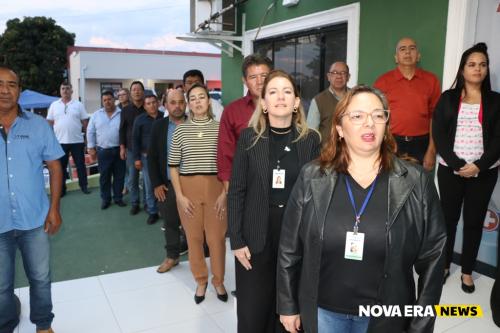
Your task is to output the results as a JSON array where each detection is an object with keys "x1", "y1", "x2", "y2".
[{"x1": 47, "y1": 82, "x2": 90, "y2": 196}]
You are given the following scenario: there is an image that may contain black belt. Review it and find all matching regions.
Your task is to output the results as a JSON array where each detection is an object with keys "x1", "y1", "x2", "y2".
[
  {"x1": 394, "y1": 134, "x2": 428, "y2": 142},
  {"x1": 97, "y1": 146, "x2": 119, "y2": 150}
]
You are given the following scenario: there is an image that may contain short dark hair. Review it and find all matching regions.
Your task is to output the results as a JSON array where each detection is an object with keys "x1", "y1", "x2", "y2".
[
  {"x1": 61, "y1": 81, "x2": 72, "y2": 88},
  {"x1": 183, "y1": 69, "x2": 204, "y2": 84},
  {"x1": 130, "y1": 80, "x2": 145, "y2": 91},
  {"x1": 101, "y1": 90, "x2": 114, "y2": 98},
  {"x1": 241, "y1": 54, "x2": 273, "y2": 77},
  {"x1": 144, "y1": 93, "x2": 157, "y2": 101},
  {"x1": 0, "y1": 64, "x2": 20, "y2": 86}
]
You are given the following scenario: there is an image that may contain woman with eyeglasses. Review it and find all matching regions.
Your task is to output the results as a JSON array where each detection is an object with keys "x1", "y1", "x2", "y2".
[
  {"x1": 433, "y1": 43, "x2": 500, "y2": 293},
  {"x1": 168, "y1": 83, "x2": 228, "y2": 304},
  {"x1": 277, "y1": 85, "x2": 446, "y2": 333}
]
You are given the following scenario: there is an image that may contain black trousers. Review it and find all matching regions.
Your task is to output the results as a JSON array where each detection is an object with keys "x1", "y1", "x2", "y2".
[
  {"x1": 437, "y1": 164, "x2": 498, "y2": 274},
  {"x1": 96, "y1": 147, "x2": 125, "y2": 203},
  {"x1": 60, "y1": 142, "x2": 88, "y2": 192},
  {"x1": 235, "y1": 206, "x2": 287, "y2": 333},
  {"x1": 157, "y1": 182, "x2": 181, "y2": 259},
  {"x1": 394, "y1": 135, "x2": 429, "y2": 164}
]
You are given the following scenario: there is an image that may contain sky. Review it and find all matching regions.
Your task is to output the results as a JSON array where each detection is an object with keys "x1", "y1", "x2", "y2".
[{"x1": 0, "y1": 0, "x2": 220, "y2": 53}]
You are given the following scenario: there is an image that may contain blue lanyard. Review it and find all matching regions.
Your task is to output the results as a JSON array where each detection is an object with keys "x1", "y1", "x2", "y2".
[{"x1": 344, "y1": 174, "x2": 378, "y2": 234}]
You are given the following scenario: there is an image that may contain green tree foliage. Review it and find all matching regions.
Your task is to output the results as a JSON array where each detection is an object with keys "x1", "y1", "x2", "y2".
[{"x1": 0, "y1": 16, "x2": 75, "y2": 95}]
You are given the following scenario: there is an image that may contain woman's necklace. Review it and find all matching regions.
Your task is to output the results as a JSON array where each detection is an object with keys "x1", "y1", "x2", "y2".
[
  {"x1": 270, "y1": 128, "x2": 291, "y2": 135},
  {"x1": 193, "y1": 117, "x2": 209, "y2": 138}
]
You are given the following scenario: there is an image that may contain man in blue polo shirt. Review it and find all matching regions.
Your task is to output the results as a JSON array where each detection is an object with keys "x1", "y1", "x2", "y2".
[{"x1": 0, "y1": 65, "x2": 64, "y2": 333}]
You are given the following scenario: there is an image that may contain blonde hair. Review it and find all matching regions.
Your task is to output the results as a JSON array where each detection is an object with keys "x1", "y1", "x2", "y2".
[{"x1": 248, "y1": 70, "x2": 314, "y2": 146}]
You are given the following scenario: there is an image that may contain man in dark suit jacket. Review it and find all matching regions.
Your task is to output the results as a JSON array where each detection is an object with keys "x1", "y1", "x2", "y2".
[{"x1": 148, "y1": 89, "x2": 187, "y2": 273}]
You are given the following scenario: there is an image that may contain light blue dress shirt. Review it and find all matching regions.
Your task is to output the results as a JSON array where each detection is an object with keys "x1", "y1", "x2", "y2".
[
  {"x1": 0, "y1": 110, "x2": 64, "y2": 233},
  {"x1": 86, "y1": 107, "x2": 122, "y2": 149}
]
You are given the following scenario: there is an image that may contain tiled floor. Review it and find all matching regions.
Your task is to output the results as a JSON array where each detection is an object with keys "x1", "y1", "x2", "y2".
[{"x1": 14, "y1": 247, "x2": 498, "y2": 333}]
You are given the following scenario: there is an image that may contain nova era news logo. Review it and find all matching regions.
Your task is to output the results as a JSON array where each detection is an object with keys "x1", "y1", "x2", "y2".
[{"x1": 358, "y1": 305, "x2": 483, "y2": 318}]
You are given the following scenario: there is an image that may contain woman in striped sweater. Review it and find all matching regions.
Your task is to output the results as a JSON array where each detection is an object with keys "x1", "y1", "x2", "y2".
[{"x1": 168, "y1": 83, "x2": 228, "y2": 304}]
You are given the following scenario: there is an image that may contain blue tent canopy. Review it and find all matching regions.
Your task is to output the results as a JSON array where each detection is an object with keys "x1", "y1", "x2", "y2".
[{"x1": 19, "y1": 89, "x2": 59, "y2": 109}]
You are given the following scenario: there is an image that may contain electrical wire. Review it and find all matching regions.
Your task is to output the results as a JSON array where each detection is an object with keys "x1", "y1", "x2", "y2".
[{"x1": 254, "y1": 1, "x2": 276, "y2": 41}]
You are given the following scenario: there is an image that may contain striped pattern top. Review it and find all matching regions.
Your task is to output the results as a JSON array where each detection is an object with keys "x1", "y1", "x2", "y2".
[{"x1": 168, "y1": 118, "x2": 219, "y2": 175}]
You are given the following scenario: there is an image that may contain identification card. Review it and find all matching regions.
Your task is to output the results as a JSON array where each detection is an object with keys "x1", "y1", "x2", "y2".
[
  {"x1": 344, "y1": 231, "x2": 365, "y2": 261},
  {"x1": 272, "y1": 169, "x2": 285, "y2": 189}
]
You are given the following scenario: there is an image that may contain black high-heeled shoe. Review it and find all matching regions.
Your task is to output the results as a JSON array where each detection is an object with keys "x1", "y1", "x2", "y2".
[
  {"x1": 194, "y1": 283, "x2": 208, "y2": 304},
  {"x1": 461, "y1": 275, "x2": 475, "y2": 293},
  {"x1": 215, "y1": 285, "x2": 228, "y2": 302}
]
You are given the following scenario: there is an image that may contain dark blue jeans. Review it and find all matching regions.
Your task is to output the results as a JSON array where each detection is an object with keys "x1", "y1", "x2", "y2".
[
  {"x1": 141, "y1": 155, "x2": 158, "y2": 214},
  {"x1": 318, "y1": 307, "x2": 370, "y2": 333},
  {"x1": 97, "y1": 147, "x2": 126, "y2": 203},
  {"x1": 0, "y1": 227, "x2": 54, "y2": 332},
  {"x1": 60, "y1": 142, "x2": 88, "y2": 192}
]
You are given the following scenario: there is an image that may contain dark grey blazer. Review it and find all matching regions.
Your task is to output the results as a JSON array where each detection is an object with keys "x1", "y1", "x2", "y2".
[
  {"x1": 228, "y1": 126, "x2": 321, "y2": 254},
  {"x1": 147, "y1": 116, "x2": 186, "y2": 188}
]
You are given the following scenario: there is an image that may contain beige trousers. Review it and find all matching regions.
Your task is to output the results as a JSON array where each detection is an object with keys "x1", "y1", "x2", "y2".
[{"x1": 179, "y1": 175, "x2": 227, "y2": 287}]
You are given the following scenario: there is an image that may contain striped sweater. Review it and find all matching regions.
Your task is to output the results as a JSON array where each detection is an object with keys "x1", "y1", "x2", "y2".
[{"x1": 168, "y1": 117, "x2": 219, "y2": 175}]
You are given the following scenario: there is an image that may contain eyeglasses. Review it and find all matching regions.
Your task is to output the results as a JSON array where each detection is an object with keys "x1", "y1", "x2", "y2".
[
  {"x1": 328, "y1": 71, "x2": 349, "y2": 76},
  {"x1": 342, "y1": 110, "x2": 390, "y2": 124}
]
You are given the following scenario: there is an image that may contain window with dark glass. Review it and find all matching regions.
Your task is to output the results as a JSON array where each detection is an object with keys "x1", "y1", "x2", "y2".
[{"x1": 254, "y1": 23, "x2": 347, "y2": 112}]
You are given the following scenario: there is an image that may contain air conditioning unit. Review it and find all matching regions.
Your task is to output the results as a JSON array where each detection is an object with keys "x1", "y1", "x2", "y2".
[{"x1": 190, "y1": 0, "x2": 237, "y2": 34}]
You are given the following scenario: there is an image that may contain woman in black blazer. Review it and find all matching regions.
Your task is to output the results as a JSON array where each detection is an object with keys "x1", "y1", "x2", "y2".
[
  {"x1": 433, "y1": 42, "x2": 500, "y2": 293},
  {"x1": 228, "y1": 70, "x2": 320, "y2": 333}
]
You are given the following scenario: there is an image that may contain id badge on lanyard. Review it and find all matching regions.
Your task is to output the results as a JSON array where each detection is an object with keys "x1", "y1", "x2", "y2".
[
  {"x1": 272, "y1": 169, "x2": 285, "y2": 189},
  {"x1": 272, "y1": 140, "x2": 291, "y2": 189},
  {"x1": 343, "y1": 175, "x2": 378, "y2": 261}
]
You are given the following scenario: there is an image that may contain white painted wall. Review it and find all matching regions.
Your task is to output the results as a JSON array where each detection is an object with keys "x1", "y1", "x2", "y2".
[
  {"x1": 76, "y1": 51, "x2": 221, "y2": 81},
  {"x1": 68, "y1": 48, "x2": 221, "y2": 110},
  {"x1": 475, "y1": 0, "x2": 500, "y2": 91}
]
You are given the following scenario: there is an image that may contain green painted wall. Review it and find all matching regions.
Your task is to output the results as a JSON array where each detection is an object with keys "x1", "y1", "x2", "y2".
[{"x1": 221, "y1": 0, "x2": 449, "y2": 105}]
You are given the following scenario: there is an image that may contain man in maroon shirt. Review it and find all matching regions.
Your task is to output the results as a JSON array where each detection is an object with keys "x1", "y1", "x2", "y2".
[{"x1": 217, "y1": 54, "x2": 273, "y2": 192}]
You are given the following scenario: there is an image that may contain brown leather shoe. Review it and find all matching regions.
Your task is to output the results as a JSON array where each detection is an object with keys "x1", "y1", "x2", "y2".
[
  {"x1": 156, "y1": 258, "x2": 179, "y2": 273},
  {"x1": 36, "y1": 328, "x2": 54, "y2": 333}
]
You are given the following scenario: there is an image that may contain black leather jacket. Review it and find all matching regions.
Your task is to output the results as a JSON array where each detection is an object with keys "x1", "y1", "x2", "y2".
[{"x1": 277, "y1": 158, "x2": 446, "y2": 333}]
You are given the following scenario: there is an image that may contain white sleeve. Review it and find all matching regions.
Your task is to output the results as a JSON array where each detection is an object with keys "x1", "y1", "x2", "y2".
[
  {"x1": 79, "y1": 102, "x2": 90, "y2": 120},
  {"x1": 46, "y1": 102, "x2": 56, "y2": 121},
  {"x1": 86, "y1": 114, "x2": 97, "y2": 148},
  {"x1": 211, "y1": 98, "x2": 224, "y2": 122}
]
